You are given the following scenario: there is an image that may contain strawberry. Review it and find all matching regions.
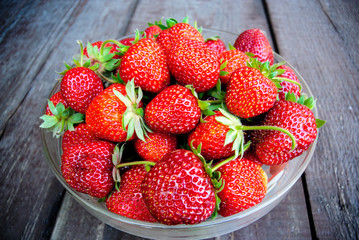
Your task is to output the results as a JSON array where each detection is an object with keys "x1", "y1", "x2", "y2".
[
  {"x1": 144, "y1": 85, "x2": 201, "y2": 134},
  {"x1": 276, "y1": 65, "x2": 301, "y2": 100},
  {"x1": 106, "y1": 165, "x2": 157, "y2": 222},
  {"x1": 142, "y1": 25, "x2": 162, "y2": 40},
  {"x1": 45, "y1": 92, "x2": 68, "y2": 116},
  {"x1": 225, "y1": 66, "x2": 277, "y2": 118},
  {"x1": 252, "y1": 95, "x2": 324, "y2": 165},
  {"x1": 188, "y1": 111, "x2": 235, "y2": 160},
  {"x1": 155, "y1": 17, "x2": 204, "y2": 56},
  {"x1": 219, "y1": 46, "x2": 249, "y2": 85},
  {"x1": 233, "y1": 28, "x2": 274, "y2": 64},
  {"x1": 134, "y1": 132, "x2": 177, "y2": 162},
  {"x1": 168, "y1": 39, "x2": 220, "y2": 93},
  {"x1": 205, "y1": 36, "x2": 227, "y2": 55},
  {"x1": 141, "y1": 149, "x2": 216, "y2": 225},
  {"x1": 62, "y1": 123, "x2": 98, "y2": 151},
  {"x1": 119, "y1": 37, "x2": 135, "y2": 46},
  {"x1": 60, "y1": 66, "x2": 104, "y2": 114},
  {"x1": 117, "y1": 32, "x2": 170, "y2": 93},
  {"x1": 86, "y1": 80, "x2": 149, "y2": 142},
  {"x1": 216, "y1": 156, "x2": 267, "y2": 217},
  {"x1": 61, "y1": 140, "x2": 115, "y2": 198}
]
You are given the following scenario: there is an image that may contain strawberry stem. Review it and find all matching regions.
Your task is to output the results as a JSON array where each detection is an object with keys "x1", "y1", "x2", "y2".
[
  {"x1": 211, "y1": 142, "x2": 251, "y2": 172},
  {"x1": 273, "y1": 76, "x2": 302, "y2": 91},
  {"x1": 116, "y1": 161, "x2": 156, "y2": 169},
  {"x1": 240, "y1": 125, "x2": 297, "y2": 150}
]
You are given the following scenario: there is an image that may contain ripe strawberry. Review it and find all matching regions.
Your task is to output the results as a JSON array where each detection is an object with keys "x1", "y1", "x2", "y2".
[
  {"x1": 168, "y1": 39, "x2": 220, "y2": 92},
  {"x1": 62, "y1": 123, "x2": 98, "y2": 151},
  {"x1": 106, "y1": 165, "x2": 157, "y2": 222},
  {"x1": 156, "y1": 18, "x2": 204, "y2": 56},
  {"x1": 219, "y1": 47, "x2": 249, "y2": 85},
  {"x1": 60, "y1": 66, "x2": 104, "y2": 114},
  {"x1": 61, "y1": 140, "x2": 115, "y2": 198},
  {"x1": 142, "y1": 25, "x2": 162, "y2": 40},
  {"x1": 225, "y1": 66, "x2": 277, "y2": 118},
  {"x1": 277, "y1": 65, "x2": 301, "y2": 100},
  {"x1": 216, "y1": 156, "x2": 267, "y2": 217},
  {"x1": 188, "y1": 111, "x2": 234, "y2": 160},
  {"x1": 118, "y1": 34, "x2": 170, "y2": 93},
  {"x1": 205, "y1": 37, "x2": 227, "y2": 55},
  {"x1": 144, "y1": 85, "x2": 201, "y2": 134},
  {"x1": 119, "y1": 37, "x2": 135, "y2": 46},
  {"x1": 233, "y1": 28, "x2": 274, "y2": 64},
  {"x1": 134, "y1": 132, "x2": 177, "y2": 162},
  {"x1": 252, "y1": 96, "x2": 322, "y2": 165},
  {"x1": 86, "y1": 81, "x2": 148, "y2": 142},
  {"x1": 45, "y1": 92, "x2": 68, "y2": 115},
  {"x1": 141, "y1": 149, "x2": 216, "y2": 225}
]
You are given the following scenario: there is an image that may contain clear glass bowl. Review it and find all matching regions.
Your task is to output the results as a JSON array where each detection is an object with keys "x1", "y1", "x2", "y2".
[{"x1": 41, "y1": 29, "x2": 318, "y2": 240}]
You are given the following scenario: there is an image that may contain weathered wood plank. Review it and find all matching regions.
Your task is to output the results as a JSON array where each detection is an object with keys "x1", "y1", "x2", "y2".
[
  {"x1": 266, "y1": 0, "x2": 359, "y2": 239},
  {"x1": 0, "y1": 0, "x2": 138, "y2": 239}
]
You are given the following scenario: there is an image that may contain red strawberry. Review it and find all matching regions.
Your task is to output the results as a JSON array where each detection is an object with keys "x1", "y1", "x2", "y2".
[
  {"x1": 118, "y1": 36, "x2": 170, "y2": 93},
  {"x1": 277, "y1": 65, "x2": 301, "y2": 100},
  {"x1": 252, "y1": 97, "x2": 319, "y2": 165},
  {"x1": 141, "y1": 149, "x2": 216, "y2": 225},
  {"x1": 205, "y1": 37, "x2": 227, "y2": 55},
  {"x1": 225, "y1": 66, "x2": 277, "y2": 118},
  {"x1": 219, "y1": 48, "x2": 249, "y2": 85},
  {"x1": 61, "y1": 140, "x2": 115, "y2": 198},
  {"x1": 62, "y1": 123, "x2": 98, "y2": 151},
  {"x1": 216, "y1": 157, "x2": 267, "y2": 217},
  {"x1": 86, "y1": 81, "x2": 148, "y2": 142},
  {"x1": 119, "y1": 37, "x2": 135, "y2": 46},
  {"x1": 45, "y1": 92, "x2": 68, "y2": 116},
  {"x1": 134, "y1": 132, "x2": 177, "y2": 162},
  {"x1": 60, "y1": 66, "x2": 104, "y2": 114},
  {"x1": 144, "y1": 85, "x2": 201, "y2": 134},
  {"x1": 168, "y1": 39, "x2": 220, "y2": 93},
  {"x1": 188, "y1": 111, "x2": 234, "y2": 160},
  {"x1": 156, "y1": 18, "x2": 204, "y2": 56},
  {"x1": 233, "y1": 28, "x2": 274, "y2": 64},
  {"x1": 142, "y1": 25, "x2": 162, "y2": 40},
  {"x1": 106, "y1": 165, "x2": 157, "y2": 222}
]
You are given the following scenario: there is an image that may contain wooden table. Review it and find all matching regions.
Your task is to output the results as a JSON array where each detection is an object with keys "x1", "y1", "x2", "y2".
[{"x1": 1, "y1": 0, "x2": 358, "y2": 239}]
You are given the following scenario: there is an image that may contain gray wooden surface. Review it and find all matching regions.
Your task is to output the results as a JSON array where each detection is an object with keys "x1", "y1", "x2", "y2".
[{"x1": 0, "y1": 0, "x2": 358, "y2": 239}]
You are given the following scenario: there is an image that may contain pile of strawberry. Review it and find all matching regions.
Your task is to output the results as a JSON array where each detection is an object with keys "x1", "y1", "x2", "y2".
[{"x1": 40, "y1": 17, "x2": 325, "y2": 225}]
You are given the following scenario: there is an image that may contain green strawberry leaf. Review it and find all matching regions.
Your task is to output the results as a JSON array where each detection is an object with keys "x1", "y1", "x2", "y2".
[{"x1": 315, "y1": 118, "x2": 326, "y2": 128}]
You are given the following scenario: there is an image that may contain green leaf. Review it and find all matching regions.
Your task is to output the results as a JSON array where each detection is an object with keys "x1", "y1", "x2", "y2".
[
  {"x1": 315, "y1": 118, "x2": 326, "y2": 128},
  {"x1": 39, "y1": 115, "x2": 59, "y2": 128},
  {"x1": 224, "y1": 129, "x2": 237, "y2": 146}
]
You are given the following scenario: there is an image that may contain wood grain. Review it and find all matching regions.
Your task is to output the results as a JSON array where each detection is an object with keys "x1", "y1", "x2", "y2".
[
  {"x1": 0, "y1": 0, "x2": 138, "y2": 239},
  {"x1": 266, "y1": 0, "x2": 359, "y2": 239}
]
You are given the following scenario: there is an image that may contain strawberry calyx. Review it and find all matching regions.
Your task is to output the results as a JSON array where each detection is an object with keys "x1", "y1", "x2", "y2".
[
  {"x1": 58, "y1": 40, "x2": 98, "y2": 76},
  {"x1": 113, "y1": 79, "x2": 152, "y2": 141},
  {"x1": 186, "y1": 84, "x2": 224, "y2": 121},
  {"x1": 154, "y1": 16, "x2": 202, "y2": 33},
  {"x1": 39, "y1": 101, "x2": 84, "y2": 137},
  {"x1": 285, "y1": 92, "x2": 326, "y2": 128},
  {"x1": 215, "y1": 108, "x2": 297, "y2": 157},
  {"x1": 245, "y1": 54, "x2": 302, "y2": 91},
  {"x1": 85, "y1": 41, "x2": 121, "y2": 73}
]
